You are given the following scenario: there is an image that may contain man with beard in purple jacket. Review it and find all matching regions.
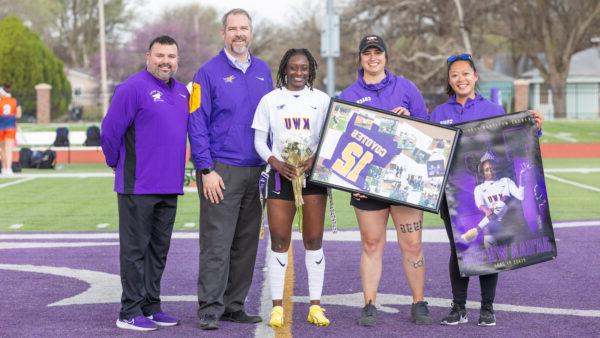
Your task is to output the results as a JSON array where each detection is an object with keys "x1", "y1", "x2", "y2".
[
  {"x1": 188, "y1": 8, "x2": 273, "y2": 330},
  {"x1": 101, "y1": 35, "x2": 189, "y2": 332}
]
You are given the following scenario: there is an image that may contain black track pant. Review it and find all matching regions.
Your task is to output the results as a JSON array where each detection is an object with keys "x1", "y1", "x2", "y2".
[
  {"x1": 440, "y1": 197, "x2": 498, "y2": 307},
  {"x1": 118, "y1": 194, "x2": 177, "y2": 320}
]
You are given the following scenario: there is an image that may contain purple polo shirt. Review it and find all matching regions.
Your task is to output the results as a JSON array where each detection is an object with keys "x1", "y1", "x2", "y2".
[
  {"x1": 429, "y1": 94, "x2": 505, "y2": 125},
  {"x1": 101, "y1": 69, "x2": 189, "y2": 194},
  {"x1": 338, "y1": 69, "x2": 429, "y2": 121},
  {"x1": 188, "y1": 49, "x2": 273, "y2": 169}
]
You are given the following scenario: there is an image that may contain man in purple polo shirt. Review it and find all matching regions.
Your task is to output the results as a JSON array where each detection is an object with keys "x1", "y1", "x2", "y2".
[
  {"x1": 188, "y1": 8, "x2": 273, "y2": 330},
  {"x1": 101, "y1": 35, "x2": 189, "y2": 332}
]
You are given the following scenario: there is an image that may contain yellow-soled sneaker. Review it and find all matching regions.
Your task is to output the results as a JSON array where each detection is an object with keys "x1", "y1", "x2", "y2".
[
  {"x1": 307, "y1": 305, "x2": 330, "y2": 327},
  {"x1": 269, "y1": 306, "x2": 284, "y2": 327}
]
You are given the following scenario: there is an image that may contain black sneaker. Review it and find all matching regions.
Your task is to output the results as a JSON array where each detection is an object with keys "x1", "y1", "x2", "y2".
[
  {"x1": 199, "y1": 313, "x2": 219, "y2": 330},
  {"x1": 478, "y1": 303, "x2": 496, "y2": 326},
  {"x1": 411, "y1": 301, "x2": 433, "y2": 325},
  {"x1": 440, "y1": 302, "x2": 468, "y2": 325},
  {"x1": 358, "y1": 301, "x2": 377, "y2": 327},
  {"x1": 221, "y1": 310, "x2": 262, "y2": 323}
]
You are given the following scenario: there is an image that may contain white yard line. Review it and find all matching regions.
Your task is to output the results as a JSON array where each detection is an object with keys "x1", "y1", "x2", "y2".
[
  {"x1": 1, "y1": 220, "x2": 598, "y2": 241},
  {"x1": 545, "y1": 174, "x2": 600, "y2": 192},
  {"x1": 542, "y1": 132, "x2": 577, "y2": 143},
  {"x1": 0, "y1": 177, "x2": 36, "y2": 189},
  {"x1": 545, "y1": 168, "x2": 600, "y2": 173},
  {"x1": 8, "y1": 224, "x2": 24, "y2": 229},
  {"x1": 182, "y1": 223, "x2": 195, "y2": 228},
  {"x1": 96, "y1": 223, "x2": 110, "y2": 229}
]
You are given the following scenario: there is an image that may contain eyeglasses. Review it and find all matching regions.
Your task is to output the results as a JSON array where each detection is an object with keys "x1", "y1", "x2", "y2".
[{"x1": 447, "y1": 53, "x2": 472, "y2": 64}]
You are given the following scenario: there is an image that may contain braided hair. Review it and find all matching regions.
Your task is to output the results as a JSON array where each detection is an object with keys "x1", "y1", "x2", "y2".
[{"x1": 276, "y1": 48, "x2": 318, "y2": 90}]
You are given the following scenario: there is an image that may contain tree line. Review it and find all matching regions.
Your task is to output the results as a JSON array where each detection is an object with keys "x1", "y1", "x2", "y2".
[{"x1": 1, "y1": 0, "x2": 599, "y2": 119}]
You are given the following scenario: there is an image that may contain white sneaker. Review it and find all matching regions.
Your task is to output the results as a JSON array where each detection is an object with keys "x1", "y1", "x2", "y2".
[{"x1": 1, "y1": 169, "x2": 14, "y2": 176}]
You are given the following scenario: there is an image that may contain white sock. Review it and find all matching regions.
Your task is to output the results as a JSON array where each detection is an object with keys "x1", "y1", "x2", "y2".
[
  {"x1": 269, "y1": 250, "x2": 288, "y2": 301},
  {"x1": 478, "y1": 216, "x2": 490, "y2": 229},
  {"x1": 305, "y1": 248, "x2": 325, "y2": 301}
]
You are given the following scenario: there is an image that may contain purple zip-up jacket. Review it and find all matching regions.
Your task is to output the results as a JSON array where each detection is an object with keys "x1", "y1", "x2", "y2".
[
  {"x1": 101, "y1": 69, "x2": 189, "y2": 194},
  {"x1": 188, "y1": 49, "x2": 273, "y2": 169},
  {"x1": 429, "y1": 94, "x2": 505, "y2": 125},
  {"x1": 338, "y1": 69, "x2": 429, "y2": 121}
]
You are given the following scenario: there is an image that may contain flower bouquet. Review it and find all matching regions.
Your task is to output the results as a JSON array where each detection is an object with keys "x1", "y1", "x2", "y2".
[{"x1": 280, "y1": 135, "x2": 313, "y2": 229}]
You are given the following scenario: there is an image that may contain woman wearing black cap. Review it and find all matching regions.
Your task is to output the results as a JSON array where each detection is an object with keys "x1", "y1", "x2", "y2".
[{"x1": 338, "y1": 34, "x2": 433, "y2": 327}]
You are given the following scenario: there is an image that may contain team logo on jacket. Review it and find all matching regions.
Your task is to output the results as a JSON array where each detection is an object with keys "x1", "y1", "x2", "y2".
[
  {"x1": 356, "y1": 96, "x2": 371, "y2": 104},
  {"x1": 276, "y1": 104, "x2": 285, "y2": 110},
  {"x1": 150, "y1": 90, "x2": 164, "y2": 102},
  {"x1": 223, "y1": 75, "x2": 235, "y2": 83},
  {"x1": 256, "y1": 76, "x2": 265, "y2": 81},
  {"x1": 440, "y1": 119, "x2": 453, "y2": 125}
]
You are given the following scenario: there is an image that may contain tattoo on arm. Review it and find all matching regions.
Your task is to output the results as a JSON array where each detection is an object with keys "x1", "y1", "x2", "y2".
[
  {"x1": 399, "y1": 220, "x2": 423, "y2": 233},
  {"x1": 410, "y1": 257, "x2": 424, "y2": 268}
]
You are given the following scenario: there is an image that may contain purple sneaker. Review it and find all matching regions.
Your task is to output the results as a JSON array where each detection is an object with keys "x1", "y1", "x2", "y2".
[
  {"x1": 147, "y1": 311, "x2": 180, "y2": 327},
  {"x1": 116, "y1": 315, "x2": 158, "y2": 331}
]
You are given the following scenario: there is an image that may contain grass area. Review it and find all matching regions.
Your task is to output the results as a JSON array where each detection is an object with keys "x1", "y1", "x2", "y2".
[
  {"x1": 17, "y1": 163, "x2": 113, "y2": 173},
  {"x1": 18, "y1": 120, "x2": 600, "y2": 144},
  {"x1": 19, "y1": 123, "x2": 100, "y2": 132},
  {"x1": 538, "y1": 119, "x2": 600, "y2": 144},
  {"x1": 0, "y1": 158, "x2": 598, "y2": 232},
  {"x1": 542, "y1": 158, "x2": 600, "y2": 168}
]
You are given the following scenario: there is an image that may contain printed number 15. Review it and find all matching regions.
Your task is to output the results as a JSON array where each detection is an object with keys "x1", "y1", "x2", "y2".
[{"x1": 331, "y1": 142, "x2": 374, "y2": 182}]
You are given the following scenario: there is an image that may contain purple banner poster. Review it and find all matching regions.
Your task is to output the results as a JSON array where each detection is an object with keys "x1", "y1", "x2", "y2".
[{"x1": 445, "y1": 111, "x2": 557, "y2": 276}]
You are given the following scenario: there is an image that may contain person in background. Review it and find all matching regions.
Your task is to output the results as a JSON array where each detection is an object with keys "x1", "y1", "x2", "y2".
[
  {"x1": 252, "y1": 48, "x2": 331, "y2": 328},
  {"x1": 338, "y1": 34, "x2": 433, "y2": 327},
  {"x1": 101, "y1": 35, "x2": 188, "y2": 332},
  {"x1": 0, "y1": 84, "x2": 22, "y2": 176},
  {"x1": 188, "y1": 8, "x2": 273, "y2": 331},
  {"x1": 430, "y1": 53, "x2": 544, "y2": 327}
]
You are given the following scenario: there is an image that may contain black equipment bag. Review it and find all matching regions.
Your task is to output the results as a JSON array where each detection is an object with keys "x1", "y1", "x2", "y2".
[
  {"x1": 53, "y1": 127, "x2": 70, "y2": 147},
  {"x1": 19, "y1": 147, "x2": 33, "y2": 168},
  {"x1": 84, "y1": 125, "x2": 101, "y2": 146}
]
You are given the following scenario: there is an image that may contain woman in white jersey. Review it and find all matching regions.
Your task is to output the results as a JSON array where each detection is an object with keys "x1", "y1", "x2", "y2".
[{"x1": 252, "y1": 48, "x2": 331, "y2": 328}]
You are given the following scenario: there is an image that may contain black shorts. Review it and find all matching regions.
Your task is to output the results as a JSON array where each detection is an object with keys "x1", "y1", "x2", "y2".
[
  {"x1": 267, "y1": 170, "x2": 326, "y2": 200},
  {"x1": 350, "y1": 195, "x2": 401, "y2": 211}
]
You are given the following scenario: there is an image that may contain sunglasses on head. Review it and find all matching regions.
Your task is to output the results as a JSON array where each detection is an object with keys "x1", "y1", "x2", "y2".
[{"x1": 447, "y1": 53, "x2": 472, "y2": 64}]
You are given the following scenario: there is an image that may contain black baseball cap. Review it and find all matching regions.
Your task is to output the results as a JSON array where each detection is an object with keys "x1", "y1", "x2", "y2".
[{"x1": 359, "y1": 35, "x2": 387, "y2": 53}]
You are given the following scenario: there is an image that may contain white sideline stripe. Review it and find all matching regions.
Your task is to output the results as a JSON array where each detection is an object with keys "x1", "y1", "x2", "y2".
[
  {"x1": 0, "y1": 177, "x2": 36, "y2": 189},
  {"x1": 182, "y1": 223, "x2": 195, "y2": 228},
  {"x1": 1, "y1": 220, "x2": 598, "y2": 241},
  {"x1": 5, "y1": 173, "x2": 113, "y2": 178},
  {"x1": 184, "y1": 187, "x2": 198, "y2": 193},
  {"x1": 96, "y1": 223, "x2": 110, "y2": 229},
  {"x1": 545, "y1": 168, "x2": 600, "y2": 173},
  {"x1": 9, "y1": 224, "x2": 24, "y2": 229},
  {"x1": 545, "y1": 174, "x2": 600, "y2": 192},
  {"x1": 0, "y1": 242, "x2": 118, "y2": 249},
  {"x1": 293, "y1": 293, "x2": 600, "y2": 318},
  {"x1": 553, "y1": 220, "x2": 600, "y2": 228}
]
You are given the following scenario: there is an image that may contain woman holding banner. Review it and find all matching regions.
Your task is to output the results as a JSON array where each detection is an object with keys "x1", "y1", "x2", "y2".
[
  {"x1": 252, "y1": 48, "x2": 331, "y2": 328},
  {"x1": 338, "y1": 34, "x2": 433, "y2": 326},
  {"x1": 430, "y1": 53, "x2": 544, "y2": 327}
]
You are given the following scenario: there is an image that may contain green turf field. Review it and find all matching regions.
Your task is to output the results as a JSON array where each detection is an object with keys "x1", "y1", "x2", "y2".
[
  {"x1": 1, "y1": 157, "x2": 598, "y2": 232},
  {"x1": 537, "y1": 120, "x2": 600, "y2": 144}
]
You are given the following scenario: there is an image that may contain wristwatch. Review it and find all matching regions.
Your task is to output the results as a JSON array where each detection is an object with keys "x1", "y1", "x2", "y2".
[{"x1": 201, "y1": 167, "x2": 213, "y2": 175}]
